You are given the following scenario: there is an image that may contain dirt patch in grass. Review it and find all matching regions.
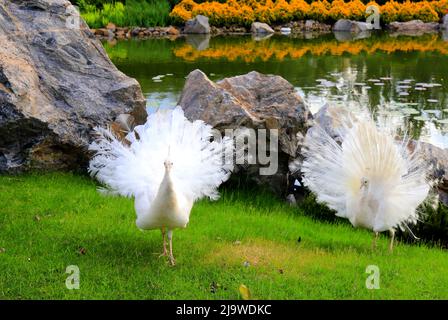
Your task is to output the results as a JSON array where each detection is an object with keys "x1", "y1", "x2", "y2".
[{"x1": 205, "y1": 239, "x2": 334, "y2": 276}]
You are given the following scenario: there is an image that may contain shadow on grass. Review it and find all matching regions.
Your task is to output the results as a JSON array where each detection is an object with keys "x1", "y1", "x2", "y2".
[{"x1": 52, "y1": 232, "x2": 164, "y2": 266}]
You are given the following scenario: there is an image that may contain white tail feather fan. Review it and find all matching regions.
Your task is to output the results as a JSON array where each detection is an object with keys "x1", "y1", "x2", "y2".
[
  {"x1": 301, "y1": 108, "x2": 431, "y2": 250},
  {"x1": 89, "y1": 106, "x2": 234, "y2": 265}
]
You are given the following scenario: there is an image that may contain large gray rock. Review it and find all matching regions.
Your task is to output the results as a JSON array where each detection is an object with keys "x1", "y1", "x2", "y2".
[
  {"x1": 251, "y1": 22, "x2": 274, "y2": 34},
  {"x1": 178, "y1": 69, "x2": 312, "y2": 195},
  {"x1": 417, "y1": 142, "x2": 448, "y2": 205},
  {"x1": 184, "y1": 15, "x2": 210, "y2": 34},
  {"x1": 333, "y1": 19, "x2": 371, "y2": 33},
  {"x1": 304, "y1": 104, "x2": 350, "y2": 141},
  {"x1": 387, "y1": 20, "x2": 439, "y2": 34},
  {"x1": 0, "y1": 0, "x2": 147, "y2": 172}
]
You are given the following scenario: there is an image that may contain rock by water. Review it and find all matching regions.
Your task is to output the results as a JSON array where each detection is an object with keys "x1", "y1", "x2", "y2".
[
  {"x1": 184, "y1": 15, "x2": 210, "y2": 34},
  {"x1": 177, "y1": 69, "x2": 312, "y2": 196},
  {"x1": 0, "y1": 0, "x2": 146, "y2": 172}
]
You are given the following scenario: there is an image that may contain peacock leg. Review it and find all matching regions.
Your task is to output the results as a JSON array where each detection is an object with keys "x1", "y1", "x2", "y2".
[
  {"x1": 372, "y1": 232, "x2": 379, "y2": 249},
  {"x1": 159, "y1": 227, "x2": 167, "y2": 257},
  {"x1": 389, "y1": 229, "x2": 395, "y2": 253},
  {"x1": 167, "y1": 229, "x2": 175, "y2": 266}
]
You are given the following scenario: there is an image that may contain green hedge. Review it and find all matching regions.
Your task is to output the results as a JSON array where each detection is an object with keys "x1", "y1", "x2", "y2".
[
  {"x1": 71, "y1": 0, "x2": 180, "y2": 9},
  {"x1": 77, "y1": 0, "x2": 171, "y2": 28}
]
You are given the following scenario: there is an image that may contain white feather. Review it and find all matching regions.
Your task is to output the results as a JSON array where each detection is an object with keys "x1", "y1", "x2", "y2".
[
  {"x1": 301, "y1": 110, "x2": 430, "y2": 233},
  {"x1": 89, "y1": 106, "x2": 234, "y2": 230}
]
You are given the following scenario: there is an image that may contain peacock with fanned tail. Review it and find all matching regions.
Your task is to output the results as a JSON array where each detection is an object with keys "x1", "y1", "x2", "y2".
[
  {"x1": 89, "y1": 107, "x2": 234, "y2": 265},
  {"x1": 297, "y1": 108, "x2": 432, "y2": 251}
]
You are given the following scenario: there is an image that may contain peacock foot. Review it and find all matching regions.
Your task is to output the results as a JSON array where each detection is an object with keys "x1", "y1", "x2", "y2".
[
  {"x1": 159, "y1": 251, "x2": 168, "y2": 258},
  {"x1": 389, "y1": 243, "x2": 394, "y2": 253},
  {"x1": 169, "y1": 255, "x2": 176, "y2": 266},
  {"x1": 371, "y1": 232, "x2": 379, "y2": 251}
]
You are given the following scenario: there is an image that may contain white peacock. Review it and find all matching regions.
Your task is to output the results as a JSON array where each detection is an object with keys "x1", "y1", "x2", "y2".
[
  {"x1": 89, "y1": 106, "x2": 234, "y2": 265},
  {"x1": 299, "y1": 108, "x2": 431, "y2": 251}
]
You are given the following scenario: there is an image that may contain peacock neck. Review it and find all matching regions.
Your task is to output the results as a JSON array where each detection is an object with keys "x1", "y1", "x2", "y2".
[{"x1": 161, "y1": 167, "x2": 175, "y2": 197}]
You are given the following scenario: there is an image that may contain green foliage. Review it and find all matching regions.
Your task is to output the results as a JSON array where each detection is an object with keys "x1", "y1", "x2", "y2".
[
  {"x1": 297, "y1": 193, "x2": 341, "y2": 224},
  {"x1": 72, "y1": 0, "x2": 117, "y2": 9},
  {"x1": 82, "y1": 10, "x2": 102, "y2": 29},
  {"x1": 413, "y1": 202, "x2": 448, "y2": 248},
  {"x1": 124, "y1": 0, "x2": 171, "y2": 27},
  {"x1": 72, "y1": 0, "x2": 180, "y2": 10},
  {"x1": 101, "y1": 2, "x2": 126, "y2": 26},
  {"x1": 79, "y1": 0, "x2": 172, "y2": 28}
]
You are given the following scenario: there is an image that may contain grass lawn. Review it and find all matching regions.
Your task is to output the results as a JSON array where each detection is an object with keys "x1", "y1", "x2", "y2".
[{"x1": 0, "y1": 173, "x2": 447, "y2": 299}]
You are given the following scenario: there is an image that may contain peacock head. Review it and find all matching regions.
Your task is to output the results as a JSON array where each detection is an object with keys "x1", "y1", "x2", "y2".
[
  {"x1": 164, "y1": 160, "x2": 173, "y2": 171},
  {"x1": 360, "y1": 177, "x2": 369, "y2": 189}
]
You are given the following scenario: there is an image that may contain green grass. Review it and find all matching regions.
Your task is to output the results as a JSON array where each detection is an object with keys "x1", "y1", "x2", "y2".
[{"x1": 0, "y1": 173, "x2": 447, "y2": 299}]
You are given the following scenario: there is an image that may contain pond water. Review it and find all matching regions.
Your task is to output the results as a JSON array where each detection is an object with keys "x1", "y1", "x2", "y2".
[{"x1": 103, "y1": 31, "x2": 448, "y2": 148}]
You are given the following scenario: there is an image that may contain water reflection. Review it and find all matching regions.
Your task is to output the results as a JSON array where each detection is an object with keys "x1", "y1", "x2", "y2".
[
  {"x1": 185, "y1": 34, "x2": 211, "y2": 51},
  {"x1": 252, "y1": 33, "x2": 273, "y2": 41},
  {"x1": 420, "y1": 122, "x2": 448, "y2": 148},
  {"x1": 443, "y1": 31, "x2": 448, "y2": 41},
  {"x1": 333, "y1": 31, "x2": 372, "y2": 41},
  {"x1": 104, "y1": 32, "x2": 448, "y2": 148}
]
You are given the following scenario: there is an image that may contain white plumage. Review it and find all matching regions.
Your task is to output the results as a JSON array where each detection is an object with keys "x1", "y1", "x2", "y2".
[
  {"x1": 300, "y1": 109, "x2": 431, "y2": 250},
  {"x1": 89, "y1": 106, "x2": 234, "y2": 265}
]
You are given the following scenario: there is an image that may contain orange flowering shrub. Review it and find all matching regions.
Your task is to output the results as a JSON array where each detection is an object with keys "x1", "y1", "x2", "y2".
[
  {"x1": 380, "y1": 0, "x2": 400, "y2": 23},
  {"x1": 411, "y1": 1, "x2": 439, "y2": 22},
  {"x1": 272, "y1": 0, "x2": 292, "y2": 23},
  {"x1": 321, "y1": 0, "x2": 332, "y2": 10},
  {"x1": 431, "y1": 0, "x2": 448, "y2": 16},
  {"x1": 397, "y1": 1, "x2": 415, "y2": 21},
  {"x1": 193, "y1": 1, "x2": 228, "y2": 25},
  {"x1": 328, "y1": 0, "x2": 351, "y2": 21},
  {"x1": 170, "y1": 0, "x2": 197, "y2": 23},
  {"x1": 347, "y1": 0, "x2": 367, "y2": 21},
  {"x1": 170, "y1": 0, "x2": 447, "y2": 27},
  {"x1": 254, "y1": 0, "x2": 276, "y2": 24},
  {"x1": 380, "y1": 0, "x2": 439, "y2": 23},
  {"x1": 328, "y1": 0, "x2": 369, "y2": 22},
  {"x1": 307, "y1": 1, "x2": 330, "y2": 22},
  {"x1": 289, "y1": 0, "x2": 309, "y2": 21},
  {"x1": 236, "y1": 4, "x2": 257, "y2": 25}
]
